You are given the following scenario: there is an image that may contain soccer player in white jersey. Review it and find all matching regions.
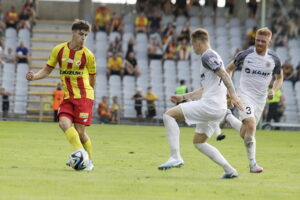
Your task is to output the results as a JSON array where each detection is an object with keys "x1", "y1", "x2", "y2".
[
  {"x1": 225, "y1": 27, "x2": 283, "y2": 173},
  {"x1": 158, "y1": 28, "x2": 244, "y2": 178}
]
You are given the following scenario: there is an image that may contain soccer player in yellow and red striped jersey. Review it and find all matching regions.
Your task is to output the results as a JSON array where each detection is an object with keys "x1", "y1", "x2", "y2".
[{"x1": 26, "y1": 19, "x2": 96, "y2": 171}]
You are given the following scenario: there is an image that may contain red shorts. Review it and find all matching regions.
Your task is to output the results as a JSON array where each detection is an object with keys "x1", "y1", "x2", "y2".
[{"x1": 58, "y1": 98, "x2": 94, "y2": 126}]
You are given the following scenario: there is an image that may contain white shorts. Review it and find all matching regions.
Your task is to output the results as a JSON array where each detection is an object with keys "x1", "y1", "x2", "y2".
[
  {"x1": 238, "y1": 94, "x2": 265, "y2": 123},
  {"x1": 180, "y1": 100, "x2": 226, "y2": 138}
]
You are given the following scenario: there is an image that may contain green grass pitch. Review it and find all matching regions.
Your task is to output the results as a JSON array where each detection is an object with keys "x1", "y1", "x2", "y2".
[{"x1": 0, "y1": 121, "x2": 299, "y2": 200}]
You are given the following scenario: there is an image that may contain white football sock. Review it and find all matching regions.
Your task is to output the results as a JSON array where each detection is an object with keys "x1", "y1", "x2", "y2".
[
  {"x1": 163, "y1": 114, "x2": 182, "y2": 161},
  {"x1": 244, "y1": 133, "x2": 256, "y2": 166},
  {"x1": 215, "y1": 126, "x2": 221, "y2": 136},
  {"x1": 226, "y1": 113, "x2": 242, "y2": 132},
  {"x1": 194, "y1": 143, "x2": 235, "y2": 173}
]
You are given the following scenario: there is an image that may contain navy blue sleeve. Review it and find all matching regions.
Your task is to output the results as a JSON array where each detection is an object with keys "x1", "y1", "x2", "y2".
[
  {"x1": 268, "y1": 50, "x2": 282, "y2": 75},
  {"x1": 201, "y1": 51, "x2": 222, "y2": 72},
  {"x1": 233, "y1": 48, "x2": 254, "y2": 70}
]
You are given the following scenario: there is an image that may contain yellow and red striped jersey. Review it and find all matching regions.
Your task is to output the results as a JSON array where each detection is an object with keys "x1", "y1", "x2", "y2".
[{"x1": 47, "y1": 42, "x2": 96, "y2": 100}]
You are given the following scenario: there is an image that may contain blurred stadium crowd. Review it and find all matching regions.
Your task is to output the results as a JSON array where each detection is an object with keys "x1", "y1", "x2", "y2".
[{"x1": 0, "y1": 0, "x2": 300, "y2": 126}]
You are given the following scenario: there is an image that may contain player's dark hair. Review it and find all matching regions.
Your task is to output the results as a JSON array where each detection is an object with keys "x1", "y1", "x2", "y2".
[
  {"x1": 180, "y1": 80, "x2": 185, "y2": 85},
  {"x1": 72, "y1": 19, "x2": 91, "y2": 32},
  {"x1": 191, "y1": 28, "x2": 209, "y2": 42}
]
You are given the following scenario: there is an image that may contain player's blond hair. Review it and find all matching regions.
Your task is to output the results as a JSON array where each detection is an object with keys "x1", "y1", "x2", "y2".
[
  {"x1": 256, "y1": 27, "x2": 272, "y2": 40},
  {"x1": 72, "y1": 19, "x2": 91, "y2": 32},
  {"x1": 191, "y1": 28, "x2": 209, "y2": 42}
]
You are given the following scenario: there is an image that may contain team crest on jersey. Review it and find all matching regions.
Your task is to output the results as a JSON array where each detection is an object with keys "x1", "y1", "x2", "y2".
[
  {"x1": 76, "y1": 61, "x2": 81, "y2": 66},
  {"x1": 209, "y1": 57, "x2": 220, "y2": 65},
  {"x1": 79, "y1": 113, "x2": 89, "y2": 118},
  {"x1": 266, "y1": 61, "x2": 271, "y2": 67}
]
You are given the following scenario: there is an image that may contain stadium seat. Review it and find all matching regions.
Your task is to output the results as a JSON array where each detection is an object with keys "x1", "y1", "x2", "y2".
[
  {"x1": 5, "y1": 28, "x2": 17, "y2": 39},
  {"x1": 176, "y1": 15, "x2": 186, "y2": 27}
]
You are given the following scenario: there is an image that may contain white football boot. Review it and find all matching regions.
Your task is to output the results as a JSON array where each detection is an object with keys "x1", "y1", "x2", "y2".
[{"x1": 84, "y1": 160, "x2": 94, "y2": 171}]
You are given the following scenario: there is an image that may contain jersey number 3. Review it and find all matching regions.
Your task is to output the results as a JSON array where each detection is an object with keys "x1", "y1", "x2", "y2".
[{"x1": 246, "y1": 106, "x2": 252, "y2": 114}]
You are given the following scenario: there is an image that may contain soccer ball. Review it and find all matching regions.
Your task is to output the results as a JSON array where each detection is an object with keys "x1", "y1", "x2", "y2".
[{"x1": 69, "y1": 149, "x2": 89, "y2": 170}]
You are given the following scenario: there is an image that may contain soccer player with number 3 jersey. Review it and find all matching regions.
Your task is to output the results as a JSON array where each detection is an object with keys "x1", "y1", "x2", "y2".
[
  {"x1": 225, "y1": 27, "x2": 283, "y2": 173},
  {"x1": 26, "y1": 19, "x2": 96, "y2": 171},
  {"x1": 158, "y1": 28, "x2": 244, "y2": 178}
]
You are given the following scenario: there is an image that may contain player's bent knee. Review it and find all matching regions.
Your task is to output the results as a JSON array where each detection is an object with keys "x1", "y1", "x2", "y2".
[{"x1": 193, "y1": 133, "x2": 207, "y2": 144}]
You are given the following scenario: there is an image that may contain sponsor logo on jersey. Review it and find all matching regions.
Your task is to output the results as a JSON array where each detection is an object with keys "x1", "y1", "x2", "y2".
[
  {"x1": 60, "y1": 69, "x2": 83, "y2": 75},
  {"x1": 244, "y1": 68, "x2": 271, "y2": 77},
  {"x1": 266, "y1": 61, "x2": 271, "y2": 67},
  {"x1": 79, "y1": 113, "x2": 89, "y2": 118}
]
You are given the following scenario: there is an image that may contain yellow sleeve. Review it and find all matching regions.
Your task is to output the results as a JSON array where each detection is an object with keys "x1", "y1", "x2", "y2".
[
  {"x1": 117, "y1": 57, "x2": 123, "y2": 68},
  {"x1": 135, "y1": 17, "x2": 139, "y2": 25},
  {"x1": 86, "y1": 52, "x2": 96, "y2": 75},
  {"x1": 108, "y1": 58, "x2": 113, "y2": 68},
  {"x1": 47, "y1": 45, "x2": 60, "y2": 68}
]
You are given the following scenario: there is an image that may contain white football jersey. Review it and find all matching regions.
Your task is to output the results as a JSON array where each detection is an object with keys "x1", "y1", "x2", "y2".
[
  {"x1": 199, "y1": 49, "x2": 227, "y2": 110},
  {"x1": 234, "y1": 47, "x2": 281, "y2": 104}
]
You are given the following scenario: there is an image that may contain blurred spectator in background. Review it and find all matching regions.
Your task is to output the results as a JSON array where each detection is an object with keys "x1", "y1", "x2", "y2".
[
  {"x1": 272, "y1": 21, "x2": 288, "y2": 47},
  {"x1": 0, "y1": 88, "x2": 11, "y2": 121},
  {"x1": 106, "y1": 52, "x2": 124, "y2": 80},
  {"x1": 177, "y1": 39, "x2": 190, "y2": 60},
  {"x1": 266, "y1": 85, "x2": 285, "y2": 125},
  {"x1": 282, "y1": 61, "x2": 294, "y2": 82},
  {"x1": 148, "y1": 10, "x2": 162, "y2": 34},
  {"x1": 175, "y1": 79, "x2": 188, "y2": 105},
  {"x1": 23, "y1": 0, "x2": 37, "y2": 20},
  {"x1": 16, "y1": 41, "x2": 30, "y2": 64},
  {"x1": 5, "y1": 6, "x2": 19, "y2": 29},
  {"x1": 248, "y1": 0, "x2": 258, "y2": 19},
  {"x1": 245, "y1": 26, "x2": 257, "y2": 48},
  {"x1": 161, "y1": 0, "x2": 173, "y2": 15},
  {"x1": 108, "y1": 36, "x2": 123, "y2": 56},
  {"x1": 225, "y1": 0, "x2": 235, "y2": 19},
  {"x1": 109, "y1": 12, "x2": 123, "y2": 35},
  {"x1": 287, "y1": 8, "x2": 299, "y2": 39},
  {"x1": 136, "y1": 0, "x2": 147, "y2": 13},
  {"x1": 2, "y1": 47, "x2": 15, "y2": 64},
  {"x1": 125, "y1": 37, "x2": 135, "y2": 59},
  {"x1": 293, "y1": 63, "x2": 300, "y2": 83},
  {"x1": 0, "y1": 4, "x2": 6, "y2": 37},
  {"x1": 175, "y1": 0, "x2": 188, "y2": 17},
  {"x1": 177, "y1": 21, "x2": 191, "y2": 43},
  {"x1": 124, "y1": 51, "x2": 140, "y2": 78},
  {"x1": 52, "y1": 83, "x2": 64, "y2": 122},
  {"x1": 131, "y1": 88, "x2": 143, "y2": 121},
  {"x1": 148, "y1": 33, "x2": 163, "y2": 59},
  {"x1": 110, "y1": 96, "x2": 122, "y2": 123},
  {"x1": 163, "y1": 35, "x2": 177, "y2": 60},
  {"x1": 98, "y1": 96, "x2": 110, "y2": 123},
  {"x1": 144, "y1": 87, "x2": 158, "y2": 122},
  {"x1": 162, "y1": 22, "x2": 176, "y2": 45},
  {"x1": 17, "y1": 8, "x2": 31, "y2": 30},
  {"x1": 94, "y1": 6, "x2": 110, "y2": 34},
  {"x1": 135, "y1": 12, "x2": 148, "y2": 34}
]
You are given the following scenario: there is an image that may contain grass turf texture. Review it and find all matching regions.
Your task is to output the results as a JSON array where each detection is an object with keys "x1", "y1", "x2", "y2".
[{"x1": 0, "y1": 121, "x2": 299, "y2": 200}]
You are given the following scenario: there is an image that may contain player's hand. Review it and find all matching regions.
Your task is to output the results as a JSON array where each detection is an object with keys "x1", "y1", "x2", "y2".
[
  {"x1": 26, "y1": 71, "x2": 35, "y2": 81},
  {"x1": 170, "y1": 95, "x2": 183, "y2": 104},
  {"x1": 231, "y1": 95, "x2": 244, "y2": 111},
  {"x1": 267, "y1": 90, "x2": 274, "y2": 100}
]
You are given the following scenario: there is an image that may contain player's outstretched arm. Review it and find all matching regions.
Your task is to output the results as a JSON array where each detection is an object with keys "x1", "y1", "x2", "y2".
[
  {"x1": 170, "y1": 88, "x2": 203, "y2": 104},
  {"x1": 215, "y1": 68, "x2": 244, "y2": 111},
  {"x1": 225, "y1": 61, "x2": 236, "y2": 78},
  {"x1": 26, "y1": 65, "x2": 53, "y2": 81},
  {"x1": 268, "y1": 69, "x2": 283, "y2": 99}
]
